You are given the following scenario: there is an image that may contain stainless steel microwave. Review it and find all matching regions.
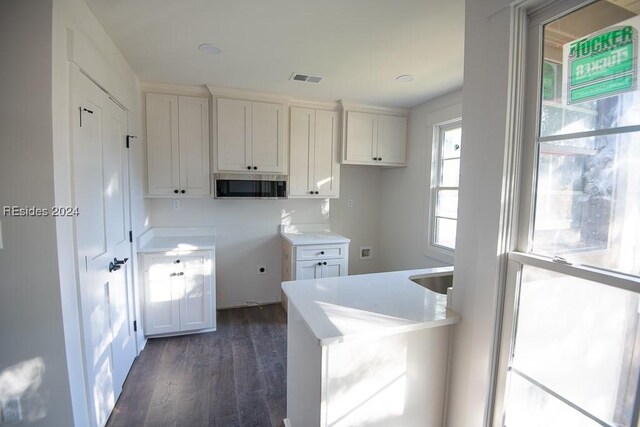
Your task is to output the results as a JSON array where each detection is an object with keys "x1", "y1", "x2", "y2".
[{"x1": 214, "y1": 174, "x2": 288, "y2": 199}]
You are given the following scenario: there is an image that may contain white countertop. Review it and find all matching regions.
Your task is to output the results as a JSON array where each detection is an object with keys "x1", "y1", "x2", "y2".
[
  {"x1": 282, "y1": 267, "x2": 459, "y2": 346},
  {"x1": 138, "y1": 227, "x2": 216, "y2": 253},
  {"x1": 280, "y1": 224, "x2": 350, "y2": 245}
]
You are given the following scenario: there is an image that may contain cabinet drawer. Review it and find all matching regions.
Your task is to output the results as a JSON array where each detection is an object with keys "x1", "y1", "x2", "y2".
[{"x1": 296, "y1": 244, "x2": 346, "y2": 261}]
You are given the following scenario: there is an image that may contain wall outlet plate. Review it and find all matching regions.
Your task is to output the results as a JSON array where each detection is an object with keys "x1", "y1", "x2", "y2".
[
  {"x1": 1, "y1": 398, "x2": 22, "y2": 423},
  {"x1": 360, "y1": 247, "x2": 373, "y2": 260},
  {"x1": 257, "y1": 265, "x2": 267, "y2": 275}
]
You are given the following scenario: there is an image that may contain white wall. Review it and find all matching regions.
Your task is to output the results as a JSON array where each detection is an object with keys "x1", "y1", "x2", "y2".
[
  {"x1": 378, "y1": 90, "x2": 463, "y2": 272},
  {"x1": 0, "y1": 2, "x2": 77, "y2": 426},
  {"x1": 150, "y1": 198, "x2": 329, "y2": 308},
  {"x1": 149, "y1": 164, "x2": 384, "y2": 307},
  {"x1": 445, "y1": 1, "x2": 528, "y2": 426},
  {"x1": 331, "y1": 165, "x2": 383, "y2": 275}
]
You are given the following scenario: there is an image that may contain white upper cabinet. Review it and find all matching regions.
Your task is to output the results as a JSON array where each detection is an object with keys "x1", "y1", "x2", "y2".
[
  {"x1": 289, "y1": 107, "x2": 340, "y2": 198},
  {"x1": 216, "y1": 97, "x2": 286, "y2": 174},
  {"x1": 342, "y1": 105, "x2": 408, "y2": 167},
  {"x1": 376, "y1": 114, "x2": 407, "y2": 165},
  {"x1": 146, "y1": 93, "x2": 210, "y2": 197}
]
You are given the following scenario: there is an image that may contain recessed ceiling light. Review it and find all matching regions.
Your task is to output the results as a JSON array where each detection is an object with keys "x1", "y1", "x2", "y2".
[
  {"x1": 199, "y1": 43, "x2": 222, "y2": 55},
  {"x1": 396, "y1": 74, "x2": 414, "y2": 82}
]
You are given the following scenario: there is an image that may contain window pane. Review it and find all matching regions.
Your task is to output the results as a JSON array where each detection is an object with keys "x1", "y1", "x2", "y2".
[
  {"x1": 442, "y1": 127, "x2": 462, "y2": 159},
  {"x1": 434, "y1": 217, "x2": 456, "y2": 249},
  {"x1": 436, "y1": 190, "x2": 458, "y2": 219},
  {"x1": 540, "y1": 2, "x2": 640, "y2": 138},
  {"x1": 509, "y1": 266, "x2": 640, "y2": 426},
  {"x1": 505, "y1": 373, "x2": 603, "y2": 427},
  {"x1": 440, "y1": 159, "x2": 460, "y2": 187},
  {"x1": 532, "y1": 131, "x2": 640, "y2": 276}
]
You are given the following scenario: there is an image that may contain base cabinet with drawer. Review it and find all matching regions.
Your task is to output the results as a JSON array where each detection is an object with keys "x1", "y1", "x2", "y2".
[
  {"x1": 281, "y1": 239, "x2": 349, "y2": 310},
  {"x1": 142, "y1": 250, "x2": 215, "y2": 336}
]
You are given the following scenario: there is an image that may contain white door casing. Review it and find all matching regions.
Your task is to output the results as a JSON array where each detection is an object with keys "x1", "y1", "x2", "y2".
[{"x1": 71, "y1": 67, "x2": 137, "y2": 427}]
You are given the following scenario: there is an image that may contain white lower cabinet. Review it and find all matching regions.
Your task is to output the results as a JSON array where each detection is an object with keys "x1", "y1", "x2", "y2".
[
  {"x1": 281, "y1": 239, "x2": 349, "y2": 310},
  {"x1": 296, "y1": 258, "x2": 347, "y2": 280},
  {"x1": 142, "y1": 250, "x2": 215, "y2": 336}
]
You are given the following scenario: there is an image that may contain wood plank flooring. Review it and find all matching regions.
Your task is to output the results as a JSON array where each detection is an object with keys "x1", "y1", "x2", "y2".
[{"x1": 106, "y1": 304, "x2": 288, "y2": 427}]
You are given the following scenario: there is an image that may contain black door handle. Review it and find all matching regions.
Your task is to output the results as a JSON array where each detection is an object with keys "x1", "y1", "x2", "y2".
[
  {"x1": 323, "y1": 262, "x2": 327, "y2": 265},
  {"x1": 113, "y1": 257, "x2": 129, "y2": 265},
  {"x1": 317, "y1": 262, "x2": 322, "y2": 266},
  {"x1": 109, "y1": 262, "x2": 120, "y2": 273}
]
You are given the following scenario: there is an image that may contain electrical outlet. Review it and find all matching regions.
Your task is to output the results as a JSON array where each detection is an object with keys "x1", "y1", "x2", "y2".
[
  {"x1": 348, "y1": 199, "x2": 354, "y2": 208},
  {"x1": 1, "y1": 398, "x2": 22, "y2": 423},
  {"x1": 172, "y1": 199, "x2": 180, "y2": 210},
  {"x1": 257, "y1": 265, "x2": 267, "y2": 275},
  {"x1": 360, "y1": 246, "x2": 373, "y2": 260}
]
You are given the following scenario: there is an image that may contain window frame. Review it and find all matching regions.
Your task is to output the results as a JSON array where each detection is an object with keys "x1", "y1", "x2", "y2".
[
  {"x1": 425, "y1": 117, "x2": 462, "y2": 264},
  {"x1": 492, "y1": 1, "x2": 640, "y2": 426}
]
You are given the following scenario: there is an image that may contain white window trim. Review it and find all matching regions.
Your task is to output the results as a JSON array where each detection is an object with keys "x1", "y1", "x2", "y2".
[
  {"x1": 424, "y1": 117, "x2": 462, "y2": 264},
  {"x1": 491, "y1": 1, "x2": 640, "y2": 426}
]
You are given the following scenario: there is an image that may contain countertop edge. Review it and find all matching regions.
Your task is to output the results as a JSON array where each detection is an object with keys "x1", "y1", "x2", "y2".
[{"x1": 316, "y1": 314, "x2": 460, "y2": 346}]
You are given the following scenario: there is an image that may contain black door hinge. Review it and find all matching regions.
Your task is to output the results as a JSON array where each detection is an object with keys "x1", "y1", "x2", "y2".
[
  {"x1": 133, "y1": 320, "x2": 137, "y2": 332},
  {"x1": 126, "y1": 135, "x2": 138, "y2": 148},
  {"x1": 129, "y1": 230, "x2": 133, "y2": 243}
]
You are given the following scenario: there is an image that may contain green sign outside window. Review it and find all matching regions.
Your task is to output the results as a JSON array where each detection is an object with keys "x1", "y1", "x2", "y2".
[{"x1": 564, "y1": 17, "x2": 639, "y2": 104}]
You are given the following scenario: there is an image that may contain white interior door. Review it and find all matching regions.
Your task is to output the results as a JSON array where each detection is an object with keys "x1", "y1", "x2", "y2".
[{"x1": 72, "y1": 67, "x2": 137, "y2": 427}]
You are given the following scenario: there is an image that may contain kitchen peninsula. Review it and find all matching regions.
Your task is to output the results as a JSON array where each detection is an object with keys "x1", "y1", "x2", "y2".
[{"x1": 282, "y1": 267, "x2": 459, "y2": 427}]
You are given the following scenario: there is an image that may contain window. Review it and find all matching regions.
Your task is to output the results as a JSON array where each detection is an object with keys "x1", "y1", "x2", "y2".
[
  {"x1": 428, "y1": 119, "x2": 462, "y2": 259},
  {"x1": 496, "y1": 2, "x2": 640, "y2": 426}
]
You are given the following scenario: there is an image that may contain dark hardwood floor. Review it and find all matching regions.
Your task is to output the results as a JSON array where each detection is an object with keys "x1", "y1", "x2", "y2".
[{"x1": 106, "y1": 304, "x2": 288, "y2": 427}]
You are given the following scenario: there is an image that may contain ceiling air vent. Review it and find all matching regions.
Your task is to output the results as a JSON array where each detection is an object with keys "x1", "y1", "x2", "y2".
[{"x1": 289, "y1": 73, "x2": 323, "y2": 83}]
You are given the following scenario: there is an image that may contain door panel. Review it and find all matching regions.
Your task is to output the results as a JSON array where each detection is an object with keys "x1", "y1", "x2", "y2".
[
  {"x1": 289, "y1": 107, "x2": 314, "y2": 196},
  {"x1": 376, "y1": 115, "x2": 407, "y2": 165},
  {"x1": 72, "y1": 67, "x2": 136, "y2": 426},
  {"x1": 217, "y1": 98, "x2": 251, "y2": 171},
  {"x1": 252, "y1": 101, "x2": 285, "y2": 172},
  {"x1": 178, "y1": 253, "x2": 212, "y2": 331},
  {"x1": 146, "y1": 93, "x2": 179, "y2": 195},
  {"x1": 297, "y1": 260, "x2": 321, "y2": 280},
  {"x1": 314, "y1": 110, "x2": 339, "y2": 196},
  {"x1": 322, "y1": 259, "x2": 347, "y2": 278},
  {"x1": 178, "y1": 96, "x2": 210, "y2": 196},
  {"x1": 345, "y1": 111, "x2": 376, "y2": 162}
]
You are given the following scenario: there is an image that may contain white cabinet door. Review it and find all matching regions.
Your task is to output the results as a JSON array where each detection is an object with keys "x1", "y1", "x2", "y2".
[
  {"x1": 143, "y1": 254, "x2": 181, "y2": 336},
  {"x1": 296, "y1": 260, "x2": 322, "y2": 280},
  {"x1": 289, "y1": 107, "x2": 314, "y2": 197},
  {"x1": 290, "y1": 108, "x2": 340, "y2": 198},
  {"x1": 314, "y1": 110, "x2": 339, "y2": 197},
  {"x1": 376, "y1": 114, "x2": 407, "y2": 165},
  {"x1": 252, "y1": 101, "x2": 285, "y2": 173},
  {"x1": 143, "y1": 250, "x2": 214, "y2": 336},
  {"x1": 344, "y1": 111, "x2": 377, "y2": 163},
  {"x1": 178, "y1": 96, "x2": 210, "y2": 196},
  {"x1": 321, "y1": 258, "x2": 347, "y2": 278},
  {"x1": 179, "y1": 253, "x2": 213, "y2": 331},
  {"x1": 217, "y1": 97, "x2": 252, "y2": 172},
  {"x1": 146, "y1": 93, "x2": 179, "y2": 196}
]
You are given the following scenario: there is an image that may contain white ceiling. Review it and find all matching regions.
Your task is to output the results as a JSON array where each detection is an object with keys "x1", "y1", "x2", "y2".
[{"x1": 85, "y1": 0, "x2": 465, "y2": 108}]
